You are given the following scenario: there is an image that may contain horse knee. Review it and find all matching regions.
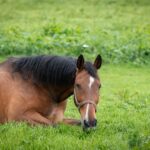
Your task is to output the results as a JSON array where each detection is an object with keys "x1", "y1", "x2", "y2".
[
  {"x1": 55, "y1": 113, "x2": 64, "y2": 123},
  {"x1": 48, "y1": 111, "x2": 64, "y2": 124}
]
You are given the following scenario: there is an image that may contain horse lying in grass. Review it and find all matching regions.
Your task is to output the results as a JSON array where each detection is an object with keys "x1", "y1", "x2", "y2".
[{"x1": 0, "y1": 54, "x2": 102, "y2": 130}]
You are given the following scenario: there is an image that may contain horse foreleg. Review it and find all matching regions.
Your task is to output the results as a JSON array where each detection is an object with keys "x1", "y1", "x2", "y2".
[
  {"x1": 47, "y1": 100, "x2": 81, "y2": 126},
  {"x1": 63, "y1": 118, "x2": 81, "y2": 126},
  {"x1": 23, "y1": 111, "x2": 52, "y2": 126},
  {"x1": 47, "y1": 100, "x2": 67, "y2": 125}
]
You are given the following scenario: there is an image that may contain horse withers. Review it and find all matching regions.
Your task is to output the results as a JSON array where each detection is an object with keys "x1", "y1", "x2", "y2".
[{"x1": 0, "y1": 54, "x2": 102, "y2": 130}]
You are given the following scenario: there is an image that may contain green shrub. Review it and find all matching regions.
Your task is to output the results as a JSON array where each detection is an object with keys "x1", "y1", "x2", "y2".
[{"x1": 0, "y1": 0, "x2": 149, "y2": 65}]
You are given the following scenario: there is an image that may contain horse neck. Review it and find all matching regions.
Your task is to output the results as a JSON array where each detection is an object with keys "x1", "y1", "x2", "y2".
[{"x1": 48, "y1": 84, "x2": 74, "y2": 103}]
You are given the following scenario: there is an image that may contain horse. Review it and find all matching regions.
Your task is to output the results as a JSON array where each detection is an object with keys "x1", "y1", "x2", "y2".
[{"x1": 0, "y1": 54, "x2": 102, "y2": 130}]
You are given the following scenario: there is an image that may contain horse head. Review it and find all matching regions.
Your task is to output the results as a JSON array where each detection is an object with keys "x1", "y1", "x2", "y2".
[{"x1": 74, "y1": 54, "x2": 102, "y2": 131}]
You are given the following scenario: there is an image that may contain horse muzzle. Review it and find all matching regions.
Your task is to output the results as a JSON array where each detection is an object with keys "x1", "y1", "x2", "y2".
[{"x1": 82, "y1": 118, "x2": 97, "y2": 131}]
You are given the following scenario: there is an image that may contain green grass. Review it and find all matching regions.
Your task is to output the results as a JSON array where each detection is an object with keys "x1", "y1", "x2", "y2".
[
  {"x1": 0, "y1": 65, "x2": 150, "y2": 150},
  {"x1": 0, "y1": 0, "x2": 150, "y2": 64}
]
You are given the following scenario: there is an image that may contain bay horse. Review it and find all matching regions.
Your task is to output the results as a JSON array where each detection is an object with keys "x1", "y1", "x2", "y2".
[{"x1": 0, "y1": 54, "x2": 102, "y2": 130}]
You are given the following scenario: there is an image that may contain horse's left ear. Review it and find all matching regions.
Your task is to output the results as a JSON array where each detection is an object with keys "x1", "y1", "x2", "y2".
[
  {"x1": 94, "y1": 54, "x2": 102, "y2": 69},
  {"x1": 77, "y1": 54, "x2": 84, "y2": 70}
]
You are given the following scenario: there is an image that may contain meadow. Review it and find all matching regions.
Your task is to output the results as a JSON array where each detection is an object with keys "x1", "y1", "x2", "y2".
[
  {"x1": 0, "y1": 65, "x2": 150, "y2": 150},
  {"x1": 0, "y1": 0, "x2": 150, "y2": 149}
]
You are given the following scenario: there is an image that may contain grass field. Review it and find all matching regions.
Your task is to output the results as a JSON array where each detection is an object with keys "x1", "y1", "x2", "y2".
[
  {"x1": 0, "y1": 65, "x2": 150, "y2": 150},
  {"x1": 0, "y1": 0, "x2": 150, "y2": 149}
]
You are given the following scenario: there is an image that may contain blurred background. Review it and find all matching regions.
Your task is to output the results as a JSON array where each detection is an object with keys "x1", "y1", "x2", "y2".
[{"x1": 0, "y1": 0, "x2": 149, "y2": 65}]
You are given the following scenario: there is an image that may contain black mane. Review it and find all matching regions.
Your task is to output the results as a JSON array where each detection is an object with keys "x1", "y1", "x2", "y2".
[{"x1": 11, "y1": 55, "x2": 97, "y2": 87}]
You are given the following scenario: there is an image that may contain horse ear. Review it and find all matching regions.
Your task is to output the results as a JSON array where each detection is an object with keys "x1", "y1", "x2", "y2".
[
  {"x1": 77, "y1": 54, "x2": 84, "y2": 70},
  {"x1": 94, "y1": 54, "x2": 102, "y2": 69}
]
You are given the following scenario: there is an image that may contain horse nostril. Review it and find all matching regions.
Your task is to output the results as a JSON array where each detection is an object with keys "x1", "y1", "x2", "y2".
[
  {"x1": 83, "y1": 119, "x2": 97, "y2": 128},
  {"x1": 94, "y1": 119, "x2": 97, "y2": 126},
  {"x1": 91, "y1": 119, "x2": 97, "y2": 127},
  {"x1": 83, "y1": 120, "x2": 90, "y2": 128}
]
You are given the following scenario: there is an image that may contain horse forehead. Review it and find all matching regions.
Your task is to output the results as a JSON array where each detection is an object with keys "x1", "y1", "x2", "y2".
[
  {"x1": 88, "y1": 76, "x2": 95, "y2": 88},
  {"x1": 76, "y1": 71, "x2": 91, "y2": 81},
  {"x1": 76, "y1": 73, "x2": 96, "y2": 86}
]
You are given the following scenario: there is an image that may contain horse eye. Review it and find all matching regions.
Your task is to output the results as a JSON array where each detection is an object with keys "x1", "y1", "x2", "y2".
[
  {"x1": 99, "y1": 84, "x2": 102, "y2": 89},
  {"x1": 75, "y1": 84, "x2": 81, "y2": 89}
]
